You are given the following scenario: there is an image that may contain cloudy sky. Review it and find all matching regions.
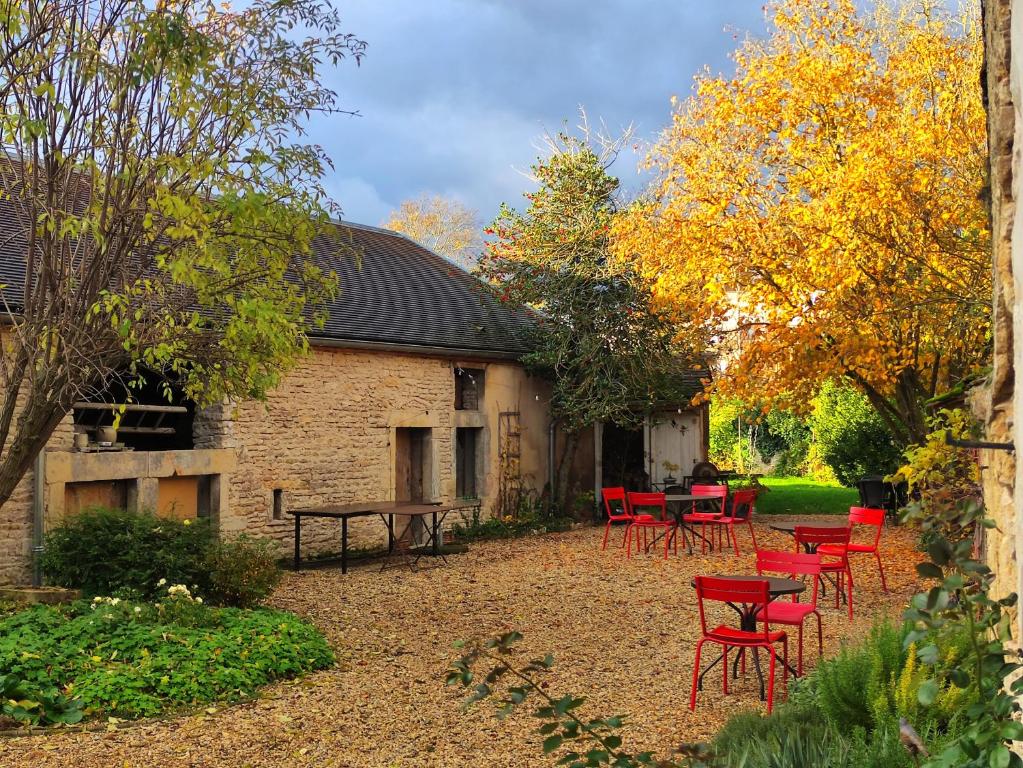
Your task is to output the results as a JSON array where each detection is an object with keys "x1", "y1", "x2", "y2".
[{"x1": 310, "y1": 2, "x2": 769, "y2": 227}]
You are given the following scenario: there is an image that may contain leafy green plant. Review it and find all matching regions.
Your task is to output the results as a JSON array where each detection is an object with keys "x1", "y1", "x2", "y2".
[
  {"x1": 0, "y1": 595, "x2": 333, "y2": 721},
  {"x1": 447, "y1": 631, "x2": 686, "y2": 767},
  {"x1": 204, "y1": 535, "x2": 282, "y2": 608},
  {"x1": 41, "y1": 507, "x2": 216, "y2": 599},
  {"x1": 902, "y1": 496, "x2": 1023, "y2": 767},
  {"x1": 792, "y1": 619, "x2": 905, "y2": 733},
  {"x1": 0, "y1": 674, "x2": 83, "y2": 726}
]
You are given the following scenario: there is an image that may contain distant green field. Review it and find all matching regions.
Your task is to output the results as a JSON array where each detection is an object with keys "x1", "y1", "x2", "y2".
[{"x1": 753, "y1": 476, "x2": 858, "y2": 516}]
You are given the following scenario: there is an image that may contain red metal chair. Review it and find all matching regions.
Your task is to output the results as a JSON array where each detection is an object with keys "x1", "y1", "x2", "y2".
[
  {"x1": 794, "y1": 525, "x2": 854, "y2": 620},
  {"x1": 755, "y1": 550, "x2": 822, "y2": 676},
  {"x1": 707, "y1": 488, "x2": 758, "y2": 556},
  {"x1": 682, "y1": 484, "x2": 728, "y2": 553},
  {"x1": 600, "y1": 487, "x2": 647, "y2": 550},
  {"x1": 625, "y1": 492, "x2": 677, "y2": 559},
  {"x1": 817, "y1": 507, "x2": 888, "y2": 592},
  {"x1": 690, "y1": 576, "x2": 788, "y2": 714}
]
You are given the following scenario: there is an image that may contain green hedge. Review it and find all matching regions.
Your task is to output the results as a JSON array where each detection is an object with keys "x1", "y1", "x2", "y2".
[{"x1": 40, "y1": 507, "x2": 281, "y2": 607}]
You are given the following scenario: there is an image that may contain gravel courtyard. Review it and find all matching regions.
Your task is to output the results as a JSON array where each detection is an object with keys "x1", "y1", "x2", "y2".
[{"x1": 0, "y1": 518, "x2": 922, "y2": 767}]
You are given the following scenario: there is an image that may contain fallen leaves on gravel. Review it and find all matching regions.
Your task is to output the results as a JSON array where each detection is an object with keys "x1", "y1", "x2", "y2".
[{"x1": 0, "y1": 518, "x2": 922, "y2": 767}]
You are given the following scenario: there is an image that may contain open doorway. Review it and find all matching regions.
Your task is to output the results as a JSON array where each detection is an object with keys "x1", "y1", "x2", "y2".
[
  {"x1": 601, "y1": 423, "x2": 647, "y2": 492},
  {"x1": 394, "y1": 427, "x2": 431, "y2": 502}
]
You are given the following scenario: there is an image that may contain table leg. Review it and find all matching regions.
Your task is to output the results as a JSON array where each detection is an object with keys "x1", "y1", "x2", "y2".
[
  {"x1": 341, "y1": 516, "x2": 349, "y2": 575},
  {"x1": 294, "y1": 514, "x2": 301, "y2": 571},
  {"x1": 388, "y1": 514, "x2": 395, "y2": 553},
  {"x1": 432, "y1": 511, "x2": 439, "y2": 556}
]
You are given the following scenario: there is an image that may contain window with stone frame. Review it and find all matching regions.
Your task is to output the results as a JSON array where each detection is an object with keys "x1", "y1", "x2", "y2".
[{"x1": 454, "y1": 367, "x2": 484, "y2": 410}]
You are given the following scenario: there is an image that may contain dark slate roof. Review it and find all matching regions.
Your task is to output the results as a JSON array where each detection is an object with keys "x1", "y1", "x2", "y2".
[
  {"x1": 0, "y1": 206, "x2": 534, "y2": 358},
  {"x1": 308, "y1": 221, "x2": 532, "y2": 357}
]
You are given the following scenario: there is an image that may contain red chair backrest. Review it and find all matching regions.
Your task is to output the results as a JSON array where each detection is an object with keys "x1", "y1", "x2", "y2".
[
  {"x1": 794, "y1": 525, "x2": 851, "y2": 561},
  {"x1": 602, "y1": 487, "x2": 631, "y2": 520},
  {"x1": 694, "y1": 576, "x2": 773, "y2": 639},
  {"x1": 627, "y1": 492, "x2": 667, "y2": 520},
  {"x1": 726, "y1": 488, "x2": 758, "y2": 520},
  {"x1": 691, "y1": 484, "x2": 727, "y2": 499},
  {"x1": 757, "y1": 549, "x2": 821, "y2": 606},
  {"x1": 849, "y1": 506, "x2": 884, "y2": 548}
]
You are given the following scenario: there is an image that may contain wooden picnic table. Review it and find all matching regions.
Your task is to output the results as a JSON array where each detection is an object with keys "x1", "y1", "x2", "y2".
[{"x1": 288, "y1": 500, "x2": 479, "y2": 574}]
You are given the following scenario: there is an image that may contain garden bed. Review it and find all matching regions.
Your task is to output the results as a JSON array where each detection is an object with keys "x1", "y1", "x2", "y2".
[{"x1": 0, "y1": 590, "x2": 333, "y2": 726}]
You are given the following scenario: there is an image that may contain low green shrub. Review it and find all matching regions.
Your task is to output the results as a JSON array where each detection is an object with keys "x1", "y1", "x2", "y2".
[
  {"x1": 41, "y1": 507, "x2": 283, "y2": 607},
  {"x1": 810, "y1": 619, "x2": 905, "y2": 732},
  {"x1": 0, "y1": 587, "x2": 333, "y2": 721},
  {"x1": 450, "y1": 491, "x2": 572, "y2": 541},
  {"x1": 204, "y1": 535, "x2": 283, "y2": 608},
  {"x1": 40, "y1": 507, "x2": 215, "y2": 599},
  {"x1": 0, "y1": 673, "x2": 84, "y2": 726}
]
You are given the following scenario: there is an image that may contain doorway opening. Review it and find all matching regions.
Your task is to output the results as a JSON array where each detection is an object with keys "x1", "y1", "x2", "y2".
[
  {"x1": 601, "y1": 423, "x2": 646, "y2": 492},
  {"x1": 394, "y1": 427, "x2": 432, "y2": 502}
]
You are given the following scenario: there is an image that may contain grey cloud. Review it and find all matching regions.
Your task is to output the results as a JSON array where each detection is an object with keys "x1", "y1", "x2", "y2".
[{"x1": 314, "y1": 1, "x2": 768, "y2": 224}]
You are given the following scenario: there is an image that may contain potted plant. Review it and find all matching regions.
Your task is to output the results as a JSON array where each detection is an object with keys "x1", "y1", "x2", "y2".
[{"x1": 661, "y1": 460, "x2": 680, "y2": 485}]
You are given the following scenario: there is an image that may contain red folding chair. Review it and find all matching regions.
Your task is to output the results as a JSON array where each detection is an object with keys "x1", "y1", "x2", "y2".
[
  {"x1": 600, "y1": 487, "x2": 645, "y2": 550},
  {"x1": 690, "y1": 576, "x2": 788, "y2": 713},
  {"x1": 817, "y1": 507, "x2": 887, "y2": 592},
  {"x1": 794, "y1": 525, "x2": 854, "y2": 620},
  {"x1": 625, "y1": 492, "x2": 677, "y2": 559},
  {"x1": 682, "y1": 484, "x2": 728, "y2": 553},
  {"x1": 756, "y1": 550, "x2": 822, "y2": 675},
  {"x1": 707, "y1": 488, "x2": 758, "y2": 556}
]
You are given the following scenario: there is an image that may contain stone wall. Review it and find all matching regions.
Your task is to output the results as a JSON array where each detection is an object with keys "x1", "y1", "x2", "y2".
[
  {"x1": 979, "y1": 0, "x2": 1021, "y2": 642},
  {"x1": 198, "y1": 346, "x2": 552, "y2": 558}
]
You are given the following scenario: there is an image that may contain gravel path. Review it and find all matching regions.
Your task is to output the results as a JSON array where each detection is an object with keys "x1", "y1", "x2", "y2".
[{"x1": 0, "y1": 517, "x2": 922, "y2": 767}]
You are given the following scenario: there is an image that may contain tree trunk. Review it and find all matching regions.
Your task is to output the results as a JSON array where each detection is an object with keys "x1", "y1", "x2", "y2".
[
  {"x1": 0, "y1": 396, "x2": 70, "y2": 508},
  {"x1": 845, "y1": 369, "x2": 930, "y2": 446}
]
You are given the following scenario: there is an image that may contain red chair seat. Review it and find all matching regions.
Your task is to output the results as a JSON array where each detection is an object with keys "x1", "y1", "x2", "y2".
[
  {"x1": 682, "y1": 512, "x2": 721, "y2": 522},
  {"x1": 707, "y1": 625, "x2": 786, "y2": 644},
  {"x1": 818, "y1": 543, "x2": 873, "y2": 554},
  {"x1": 758, "y1": 602, "x2": 817, "y2": 623},
  {"x1": 633, "y1": 514, "x2": 656, "y2": 521}
]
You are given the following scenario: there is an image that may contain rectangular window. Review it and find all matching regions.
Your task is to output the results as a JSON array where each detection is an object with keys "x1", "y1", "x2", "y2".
[
  {"x1": 456, "y1": 427, "x2": 482, "y2": 499},
  {"x1": 454, "y1": 368, "x2": 484, "y2": 410},
  {"x1": 272, "y1": 488, "x2": 284, "y2": 520}
]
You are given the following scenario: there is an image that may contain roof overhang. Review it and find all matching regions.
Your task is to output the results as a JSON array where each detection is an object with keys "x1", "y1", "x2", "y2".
[{"x1": 307, "y1": 335, "x2": 525, "y2": 362}]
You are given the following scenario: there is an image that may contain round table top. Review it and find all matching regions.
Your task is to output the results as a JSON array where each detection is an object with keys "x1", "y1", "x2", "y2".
[
  {"x1": 769, "y1": 519, "x2": 849, "y2": 534},
  {"x1": 664, "y1": 494, "x2": 708, "y2": 502},
  {"x1": 690, "y1": 575, "x2": 805, "y2": 597}
]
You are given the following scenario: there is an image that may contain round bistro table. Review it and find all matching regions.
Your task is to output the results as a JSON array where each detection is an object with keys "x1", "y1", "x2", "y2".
[{"x1": 690, "y1": 575, "x2": 804, "y2": 699}]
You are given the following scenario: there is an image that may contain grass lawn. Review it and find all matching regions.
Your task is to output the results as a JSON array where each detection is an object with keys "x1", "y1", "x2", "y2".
[{"x1": 754, "y1": 476, "x2": 858, "y2": 515}]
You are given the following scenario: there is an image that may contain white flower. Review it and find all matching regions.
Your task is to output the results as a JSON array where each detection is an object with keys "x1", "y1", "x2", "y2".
[
  {"x1": 194, "y1": 597, "x2": 202, "y2": 604},
  {"x1": 133, "y1": 607, "x2": 141, "y2": 614},
  {"x1": 157, "y1": 578, "x2": 167, "y2": 586},
  {"x1": 92, "y1": 596, "x2": 102, "y2": 603},
  {"x1": 110, "y1": 598, "x2": 120, "y2": 606}
]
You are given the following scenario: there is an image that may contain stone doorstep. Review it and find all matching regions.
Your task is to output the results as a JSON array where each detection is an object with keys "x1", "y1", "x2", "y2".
[{"x1": 0, "y1": 586, "x2": 81, "y2": 605}]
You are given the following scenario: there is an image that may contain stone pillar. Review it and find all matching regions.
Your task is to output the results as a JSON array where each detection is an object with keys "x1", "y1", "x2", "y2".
[{"x1": 979, "y1": 0, "x2": 1022, "y2": 645}]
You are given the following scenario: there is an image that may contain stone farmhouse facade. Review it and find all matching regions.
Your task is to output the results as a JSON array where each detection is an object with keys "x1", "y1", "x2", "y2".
[
  {"x1": 0, "y1": 219, "x2": 708, "y2": 585},
  {"x1": 977, "y1": 0, "x2": 1022, "y2": 649}
]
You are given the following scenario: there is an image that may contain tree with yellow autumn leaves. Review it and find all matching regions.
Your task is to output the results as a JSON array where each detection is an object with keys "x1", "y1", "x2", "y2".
[{"x1": 615, "y1": 0, "x2": 989, "y2": 445}]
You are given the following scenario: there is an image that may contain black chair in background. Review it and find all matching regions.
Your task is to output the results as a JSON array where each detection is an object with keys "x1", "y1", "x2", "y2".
[{"x1": 857, "y1": 476, "x2": 907, "y2": 525}]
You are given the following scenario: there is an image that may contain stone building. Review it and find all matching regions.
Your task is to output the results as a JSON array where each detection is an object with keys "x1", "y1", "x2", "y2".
[
  {"x1": 0, "y1": 219, "x2": 709, "y2": 584},
  {"x1": 977, "y1": 0, "x2": 1022, "y2": 645}
]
